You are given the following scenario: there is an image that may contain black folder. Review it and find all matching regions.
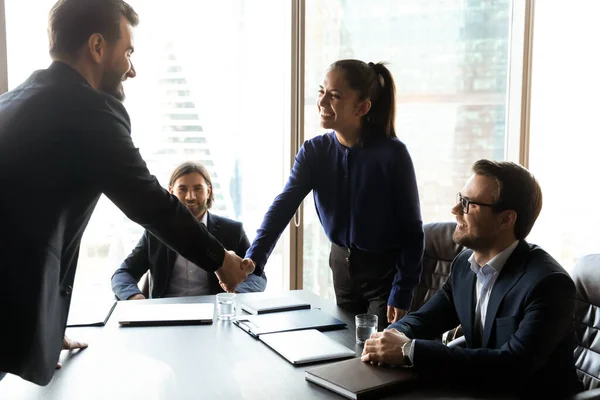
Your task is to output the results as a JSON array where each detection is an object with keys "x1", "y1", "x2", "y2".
[
  {"x1": 305, "y1": 357, "x2": 419, "y2": 399},
  {"x1": 233, "y1": 308, "x2": 346, "y2": 338},
  {"x1": 240, "y1": 296, "x2": 310, "y2": 315}
]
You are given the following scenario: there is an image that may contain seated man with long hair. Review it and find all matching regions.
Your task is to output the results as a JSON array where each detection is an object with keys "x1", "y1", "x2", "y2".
[{"x1": 112, "y1": 162, "x2": 266, "y2": 300}]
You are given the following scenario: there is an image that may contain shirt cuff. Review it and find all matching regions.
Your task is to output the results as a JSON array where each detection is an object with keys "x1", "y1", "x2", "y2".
[
  {"x1": 234, "y1": 273, "x2": 267, "y2": 293},
  {"x1": 406, "y1": 339, "x2": 415, "y2": 364}
]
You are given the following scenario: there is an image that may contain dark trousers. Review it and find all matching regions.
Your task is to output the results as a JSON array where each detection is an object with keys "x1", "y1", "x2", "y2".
[{"x1": 329, "y1": 243, "x2": 396, "y2": 331}]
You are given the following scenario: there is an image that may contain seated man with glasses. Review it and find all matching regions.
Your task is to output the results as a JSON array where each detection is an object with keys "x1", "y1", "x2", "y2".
[
  {"x1": 111, "y1": 162, "x2": 266, "y2": 300},
  {"x1": 362, "y1": 159, "x2": 582, "y2": 398}
]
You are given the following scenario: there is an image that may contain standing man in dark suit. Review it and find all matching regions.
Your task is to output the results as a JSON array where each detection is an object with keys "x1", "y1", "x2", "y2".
[
  {"x1": 362, "y1": 160, "x2": 582, "y2": 398},
  {"x1": 111, "y1": 162, "x2": 267, "y2": 300},
  {"x1": 0, "y1": 0, "x2": 253, "y2": 386}
]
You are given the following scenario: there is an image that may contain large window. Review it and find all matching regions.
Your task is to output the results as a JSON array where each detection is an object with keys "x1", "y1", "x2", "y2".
[
  {"x1": 527, "y1": 1, "x2": 600, "y2": 271},
  {"x1": 7, "y1": 1, "x2": 575, "y2": 306},
  {"x1": 5, "y1": 0, "x2": 291, "y2": 301},
  {"x1": 302, "y1": 0, "x2": 512, "y2": 299}
]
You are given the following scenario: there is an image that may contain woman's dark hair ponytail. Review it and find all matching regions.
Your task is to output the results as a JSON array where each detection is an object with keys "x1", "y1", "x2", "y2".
[{"x1": 328, "y1": 59, "x2": 397, "y2": 140}]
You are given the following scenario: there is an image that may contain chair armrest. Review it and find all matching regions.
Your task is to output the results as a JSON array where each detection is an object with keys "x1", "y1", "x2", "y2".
[
  {"x1": 139, "y1": 270, "x2": 151, "y2": 298},
  {"x1": 567, "y1": 388, "x2": 600, "y2": 400}
]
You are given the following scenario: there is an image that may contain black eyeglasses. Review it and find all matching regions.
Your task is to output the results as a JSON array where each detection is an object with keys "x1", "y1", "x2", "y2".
[{"x1": 456, "y1": 192, "x2": 497, "y2": 214}]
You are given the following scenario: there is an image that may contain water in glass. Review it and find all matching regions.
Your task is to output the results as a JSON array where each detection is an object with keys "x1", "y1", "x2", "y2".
[
  {"x1": 217, "y1": 294, "x2": 236, "y2": 320},
  {"x1": 356, "y1": 325, "x2": 376, "y2": 344}
]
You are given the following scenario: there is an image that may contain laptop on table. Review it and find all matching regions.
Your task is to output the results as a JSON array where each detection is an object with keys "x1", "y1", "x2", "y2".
[{"x1": 117, "y1": 302, "x2": 214, "y2": 326}]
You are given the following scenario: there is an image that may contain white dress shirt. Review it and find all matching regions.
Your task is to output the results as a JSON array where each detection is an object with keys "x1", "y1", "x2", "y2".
[{"x1": 163, "y1": 212, "x2": 212, "y2": 297}]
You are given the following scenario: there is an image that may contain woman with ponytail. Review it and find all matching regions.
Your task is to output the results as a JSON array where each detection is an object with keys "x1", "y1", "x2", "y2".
[{"x1": 246, "y1": 59, "x2": 424, "y2": 329}]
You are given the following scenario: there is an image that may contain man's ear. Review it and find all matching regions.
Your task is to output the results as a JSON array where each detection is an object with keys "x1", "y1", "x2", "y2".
[
  {"x1": 87, "y1": 34, "x2": 106, "y2": 64},
  {"x1": 499, "y1": 210, "x2": 517, "y2": 231},
  {"x1": 168, "y1": 186, "x2": 174, "y2": 195},
  {"x1": 356, "y1": 99, "x2": 371, "y2": 117}
]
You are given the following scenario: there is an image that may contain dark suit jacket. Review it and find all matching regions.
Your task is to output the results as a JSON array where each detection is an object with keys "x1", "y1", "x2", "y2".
[
  {"x1": 111, "y1": 212, "x2": 256, "y2": 299},
  {"x1": 389, "y1": 241, "x2": 582, "y2": 398},
  {"x1": 0, "y1": 62, "x2": 228, "y2": 385}
]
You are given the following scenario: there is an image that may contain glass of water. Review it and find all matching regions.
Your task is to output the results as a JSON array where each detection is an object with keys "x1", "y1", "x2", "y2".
[
  {"x1": 355, "y1": 314, "x2": 378, "y2": 344},
  {"x1": 216, "y1": 293, "x2": 236, "y2": 320}
]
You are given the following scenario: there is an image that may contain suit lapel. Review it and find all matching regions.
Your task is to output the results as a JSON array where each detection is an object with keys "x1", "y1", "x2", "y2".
[
  {"x1": 454, "y1": 251, "x2": 478, "y2": 346},
  {"x1": 206, "y1": 212, "x2": 224, "y2": 294},
  {"x1": 482, "y1": 241, "x2": 529, "y2": 347},
  {"x1": 207, "y1": 212, "x2": 220, "y2": 238},
  {"x1": 152, "y1": 234, "x2": 177, "y2": 298},
  {"x1": 462, "y1": 266, "x2": 478, "y2": 347}
]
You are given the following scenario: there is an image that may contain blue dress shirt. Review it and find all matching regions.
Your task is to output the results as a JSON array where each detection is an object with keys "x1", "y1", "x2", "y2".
[{"x1": 247, "y1": 132, "x2": 424, "y2": 309}]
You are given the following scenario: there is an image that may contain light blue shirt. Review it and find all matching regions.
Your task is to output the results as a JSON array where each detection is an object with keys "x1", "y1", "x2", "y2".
[{"x1": 468, "y1": 240, "x2": 519, "y2": 335}]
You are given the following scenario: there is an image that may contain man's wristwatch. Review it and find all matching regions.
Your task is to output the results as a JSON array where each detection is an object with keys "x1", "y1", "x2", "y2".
[{"x1": 401, "y1": 340, "x2": 413, "y2": 366}]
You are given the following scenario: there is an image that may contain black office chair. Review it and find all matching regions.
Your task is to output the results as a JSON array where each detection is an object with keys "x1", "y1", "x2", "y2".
[
  {"x1": 406, "y1": 221, "x2": 464, "y2": 344},
  {"x1": 409, "y1": 221, "x2": 464, "y2": 312},
  {"x1": 570, "y1": 254, "x2": 600, "y2": 400}
]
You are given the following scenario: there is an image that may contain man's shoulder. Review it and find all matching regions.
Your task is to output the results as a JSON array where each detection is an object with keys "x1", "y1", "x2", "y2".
[
  {"x1": 451, "y1": 242, "x2": 568, "y2": 277},
  {"x1": 522, "y1": 243, "x2": 570, "y2": 278},
  {"x1": 58, "y1": 84, "x2": 130, "y2": 127},
  {"x1": 4, "y1": 64, "x2": 130, "y2": 127},
  {"x1": 209, "y1": 213, "x2": 243, "y2": 230}
]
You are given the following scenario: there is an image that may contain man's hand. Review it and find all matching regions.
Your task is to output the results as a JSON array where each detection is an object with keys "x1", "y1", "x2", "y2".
[
  {"x1": 361, "y1": 328, "x2": 409, "y2": 366},
  {"x1": 387, "y1": 306, "x2": 408, "y2": 324},
  {"x1": 215, "y1": 250, "x2": 245, "y2": 292},
  {"x1": 128, "y1": 294, "x2": 146, "y2": 300},
  {"x1": 56, "y1": 336, "x2": 88, "y2": 369}
]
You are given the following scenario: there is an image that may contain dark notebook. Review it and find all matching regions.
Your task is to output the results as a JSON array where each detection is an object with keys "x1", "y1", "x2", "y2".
[
  {"x1": 233, "y1": 308, "x2": 346, "y2": 338},
  {"x1": 240, "y1": 296, "x2": 310, "y2": 315},
  {"x1": 305, "y1": 357, "x2": 419, "y2": 400},
  {"x1": 67, "y1": 299, "x2": 117, "y2": 327}
]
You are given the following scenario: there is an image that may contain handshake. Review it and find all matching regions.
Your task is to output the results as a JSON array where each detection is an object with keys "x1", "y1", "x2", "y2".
[{"x1": 215, "y1": 251, "x2": 256, "y2": 292}]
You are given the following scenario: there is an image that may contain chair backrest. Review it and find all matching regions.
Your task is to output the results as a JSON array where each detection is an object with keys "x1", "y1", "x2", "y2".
[
  {"x1": 571, "y1": 254, "x2": 600, "y2": 391},
  {"x1": 409, "y1": 221, "x2": 464, "y2": 312}
]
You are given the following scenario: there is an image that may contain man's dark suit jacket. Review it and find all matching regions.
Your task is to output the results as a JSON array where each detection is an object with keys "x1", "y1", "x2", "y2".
[
  {"x1": 389, "y1": 241, "x2": 582, "y2": 398},
  {"x1": 111, "y1": 212, "x2": 256, "y2": 299},
  {"x1": 0, "y1": 62, "x2": 229, "y2": 385}
]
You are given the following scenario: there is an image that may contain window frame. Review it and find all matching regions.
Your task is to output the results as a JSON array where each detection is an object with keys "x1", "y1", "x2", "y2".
[{"x1": 0, "y1": 0, "x2": 8, "y2": 95}]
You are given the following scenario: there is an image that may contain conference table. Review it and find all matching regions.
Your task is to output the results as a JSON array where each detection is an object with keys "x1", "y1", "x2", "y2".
[{"x1": 0, "y1": 290, "x2": 513, "y2": 399}]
